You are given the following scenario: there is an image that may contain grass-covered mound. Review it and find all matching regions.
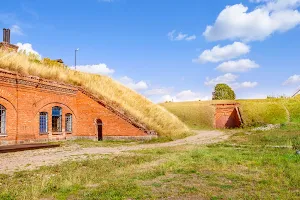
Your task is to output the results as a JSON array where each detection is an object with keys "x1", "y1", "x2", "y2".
[
  {"x1": 0, "y1": 50, "x2": 189, "y2": 138},
  {"x1": 237, "y1": 99, "x2": 288, "y2": 126},
  {"x1": 161, "y1": 99, "x2": 300, "y2": 129},
  {"x1": 238, "y1": 98, "x2": 300, "y2": 126},
  {"x1": 161, "y1": 101, "x2": 216, "y2": 129}
]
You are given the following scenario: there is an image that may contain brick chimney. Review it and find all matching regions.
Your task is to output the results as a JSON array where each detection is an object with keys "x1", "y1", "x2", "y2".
[
  {"x1": 3, "y1": 28, "x2": 11, "y2": 43},
  {"x1": 0, "y1": 28, "x2": 18, "y2": 52}
]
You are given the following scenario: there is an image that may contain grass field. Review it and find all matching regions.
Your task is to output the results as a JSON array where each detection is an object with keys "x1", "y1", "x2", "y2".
[
  {"x1": 0, "y1": 50, "x2": 189, "y2": 138},
  {"x1": 0, "y1": 124, "x2": 299, "y2": 200},
  {"x1": 161, "y1": 98, "x2": 300, "y2": 129}
]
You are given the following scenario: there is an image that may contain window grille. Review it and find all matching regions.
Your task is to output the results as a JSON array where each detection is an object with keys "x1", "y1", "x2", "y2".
[
  {"x1": 39, "y1": 112, "x2": 48, "y2": 133},
  {"x1": 65, "y1": 114, "x2": 72, "y2": 132},
  {"x1": 0, "y1": 105, "x2": 6, "y2": 135},
  {"x1": 52, "y1": 106, "x2": 62, "y2": 132}
]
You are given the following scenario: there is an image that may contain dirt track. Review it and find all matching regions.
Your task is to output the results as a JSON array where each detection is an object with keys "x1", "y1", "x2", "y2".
[{"x1": 0, "y1": 130, "x2": 228, "y2": 174}]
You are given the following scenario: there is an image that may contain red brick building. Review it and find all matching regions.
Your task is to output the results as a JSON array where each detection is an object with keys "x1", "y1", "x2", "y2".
[{"x1": 0, "y1": 69, "x2": 154, "y2": 145}]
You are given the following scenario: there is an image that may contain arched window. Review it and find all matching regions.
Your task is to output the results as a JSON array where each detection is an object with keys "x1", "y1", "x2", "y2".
[
  {"x1": 52, "y1": 106, "x2": 62, "y2": 132},
  {"x1": 0, "y1": 105, "x2": 6, "y2": 135},
  {"x1": 65, "y1": 114, "x2": 72, "y2": 132},
  {"x1": 39, "y1": 112, "x2": 48, "y2": 134}
]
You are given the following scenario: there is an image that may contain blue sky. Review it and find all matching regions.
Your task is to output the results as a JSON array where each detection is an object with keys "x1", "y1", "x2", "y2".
[{"x1": 1, "y1": 0, "x2": 300, "y2": 102}]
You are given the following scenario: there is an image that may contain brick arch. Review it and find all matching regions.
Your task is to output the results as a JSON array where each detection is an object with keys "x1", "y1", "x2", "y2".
[
  {"x1": 0, "y1": 89, "x2": 17, "y2": 111},
  {"x1": 33, "y1": 96, "x2": 77, "y2": 119},
  {"x1": 34, "y1": 102, "x2": 77, "y2": 120},
  {"x1": 0, "y1": 96, "x2": 17, "y2": 140},
  {"x1": 0, "y1": 96, "x2": 17, "y2": 112}
]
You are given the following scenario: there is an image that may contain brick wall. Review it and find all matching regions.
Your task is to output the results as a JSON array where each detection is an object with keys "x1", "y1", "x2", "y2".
[
  {"x1": 0, "y1": 70, "x2": 147, "y2": 145},
  {"x1": 214, "y1": 104, "x2": 242, "y2": 129}
]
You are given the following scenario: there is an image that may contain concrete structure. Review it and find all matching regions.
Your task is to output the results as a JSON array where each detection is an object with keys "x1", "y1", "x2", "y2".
[
  {"x1": 0, "y1": 69, "x2": 155, "y2": 145},
  {"x1": 213, "y1": 103, "x2": 242, "y2": 129}
]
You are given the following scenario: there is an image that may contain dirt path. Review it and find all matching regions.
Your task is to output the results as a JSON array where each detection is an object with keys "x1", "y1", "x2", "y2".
[{"x1": 0, "y1": 130, "x2": 228, "y2": 174}]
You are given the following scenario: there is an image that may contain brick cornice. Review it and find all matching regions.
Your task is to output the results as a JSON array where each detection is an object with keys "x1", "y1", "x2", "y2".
[{"x1": 0, "y1": 69, "x2": 77, "y2": 95}]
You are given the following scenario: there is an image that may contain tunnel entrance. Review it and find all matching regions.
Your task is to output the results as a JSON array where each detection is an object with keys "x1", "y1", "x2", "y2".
[{"x1": 213, "y1": 103, "x2": 242, "y2": 129}]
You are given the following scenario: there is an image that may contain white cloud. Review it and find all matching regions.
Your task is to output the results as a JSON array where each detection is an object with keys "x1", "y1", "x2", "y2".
[
  {"x1": 194, "y1": 42, "x2": 250, "y2": 63},
  {"x1": 144, "y1": 88, "x2": 172, "y2": 96},
  {"x1": 240, "y1": 81, "x2": 258, "y2": 88},
  {"x1": 175, "y1": 32, "x2": 188, "y2": 40},
  {"x1": 167, "y1": 30, "x2": 176, "y2": 40},
  {"x1": 216, "y1": 59, "x2": 259, "y2": 72},
  {"x1": 264, "y1": 0, "x2": 300, "y2": 11},
  {"x1": 205, "y1": 73, "x2": 238, "y2": 86},
  {"x1": 167, "y1": 30, "x2": 196, "y2": 41},
  {"x1": 120, "y1": 76, "x2": 148, "y2": 91},
  {"x1": 161, "y1": 90, "x2": 208, "y2": 102},
  {"x1": 283, "y1": 74, "x2": 300, "y2": 85},
  {"x1": 205, "y1": 73, "x2": 258, "y2": 89},
  {"x1": 10, "y1": 25, "x2": 23, "y2": 35},
  {"x1": 203, "y1": 2, "x2": 300, "y2": 41},
  {"x1": 176, "y1": 90, "x2": 201, "y2": 101},
  {"x1": 232, "y1": 81, "x2": 258, "y2": 89},
  {"x1": 75, "y1": 64, "x2": 115, "y2": 75},
  {"x1": 16, "y1": 43, "x2": 40, "y2": 57},
  {"x1": 185, "y1": 35, "x2": 197, "y2": 41}
]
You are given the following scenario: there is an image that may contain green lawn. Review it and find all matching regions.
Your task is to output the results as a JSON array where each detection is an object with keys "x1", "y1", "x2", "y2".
[{"x1": 0, "y1": 125, "x2": 299, "y2": 200}]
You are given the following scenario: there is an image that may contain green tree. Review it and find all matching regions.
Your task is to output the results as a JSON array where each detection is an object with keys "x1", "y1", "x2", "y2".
[{"x1": 213, "y1": 84, "x2": 236, "y2": 100}]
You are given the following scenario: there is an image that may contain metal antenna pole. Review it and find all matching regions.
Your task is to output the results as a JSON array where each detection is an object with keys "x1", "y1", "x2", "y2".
[{"x1": 75, "y1": 48, "x2": 79, "y2": 70}]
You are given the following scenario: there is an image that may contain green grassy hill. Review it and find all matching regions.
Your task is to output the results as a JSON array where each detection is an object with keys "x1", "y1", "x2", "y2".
[{"x1": 161, "y1": 98, "x2": 300, "y2": 129}]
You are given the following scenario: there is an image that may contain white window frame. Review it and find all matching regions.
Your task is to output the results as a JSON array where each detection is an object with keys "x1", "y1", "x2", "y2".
[
  {"x1": 65, "y1": 113, "x2": 72, "y2": 132},
  {"x1": 0, "y1": 105, "x2": 6, "y2": 136}
]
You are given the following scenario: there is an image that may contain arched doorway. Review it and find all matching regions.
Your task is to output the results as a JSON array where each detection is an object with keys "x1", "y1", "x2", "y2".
[{"x1": 96, "y1": 119, "x2": 103, "y2": 141}]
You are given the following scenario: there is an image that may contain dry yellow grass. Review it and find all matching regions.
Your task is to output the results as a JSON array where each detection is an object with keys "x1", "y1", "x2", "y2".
[{"x1": 0, "y1": 50, "x2": 189, "y2": 138}]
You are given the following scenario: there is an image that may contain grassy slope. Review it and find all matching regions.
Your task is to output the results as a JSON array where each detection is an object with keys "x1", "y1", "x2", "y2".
[
  {"x1": 161, "y1": 98, "x2": 300, "y2": 129},
  {"x1": 0, "y1": 124, "x2": 299, "y2": 199},
  {"x1": 238, "y1": 99, "x2": 288, "y2": 126},
  {"x1": 160, "y1": 101, "x2": 215, "y2": 129},
  {"x1": 0, "y1": 51, "x2": 189, "y2": 138}
]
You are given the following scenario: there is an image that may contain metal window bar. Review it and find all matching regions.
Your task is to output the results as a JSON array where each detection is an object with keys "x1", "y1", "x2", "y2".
[
  {"x1": 0, "y1": 105, "x2": 6, "y2": 135},
  {"x1": 39, "y1": 112, "x2": 48, "y2": 133},
  {"x1": 52, "y1": 107, "x2": 62, "y2": 132},
  {"x1": 65, "y1": 114, "x2": 72, "y2": 132}
]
